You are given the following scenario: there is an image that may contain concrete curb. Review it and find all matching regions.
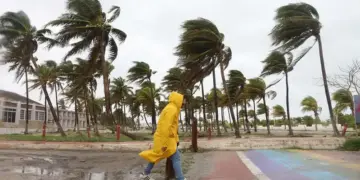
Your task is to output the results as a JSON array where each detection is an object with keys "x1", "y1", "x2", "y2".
[{"x1": 0, "y1": 137, "x2": 346, "y2": 152}]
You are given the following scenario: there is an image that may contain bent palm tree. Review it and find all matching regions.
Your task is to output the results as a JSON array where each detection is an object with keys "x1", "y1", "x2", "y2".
[
  {"x1": 175, "y1": 18, "x2": 240, "y2": 137},
  {"x1": 247, "y1": 78, "x2": 277, "y2": 134},
  {"x1": 272, "y1": 105, "x2": 286, "y2": 128},
  {"x1": 301, "y1": 96, "x2": 322, "y2": 131},
  {"x1": 127, "y1": 61, "x2": 157, "y2": 133},
  {"x1": 271, "y1": 2, "x2": 339, "y2": 135},
  {"x1": 47, "y1": 0, "x2": 127, "y2": 120},
  {"x1": 0, "y1": 11, "x2": 65, "y2": 136}
]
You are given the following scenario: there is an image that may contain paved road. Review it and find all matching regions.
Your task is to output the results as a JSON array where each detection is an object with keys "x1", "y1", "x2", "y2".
[{"x1": 0, "y1": 149, "x2": 359, "y2": 180}]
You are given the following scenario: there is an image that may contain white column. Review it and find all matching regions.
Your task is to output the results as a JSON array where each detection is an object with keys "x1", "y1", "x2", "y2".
[
  {"x1": 15, "y1": 102, "x2": 21, "y2": 125},
  {"x1": 32, "y1": 104, "x2": 36, "y2": 121}
]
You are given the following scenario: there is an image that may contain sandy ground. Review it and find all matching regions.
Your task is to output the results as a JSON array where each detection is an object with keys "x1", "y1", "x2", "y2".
[{"x1": 0, "y1": 149, "x2": 200, "y2": 180}]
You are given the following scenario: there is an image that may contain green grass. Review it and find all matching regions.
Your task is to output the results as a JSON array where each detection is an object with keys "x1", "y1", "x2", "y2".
[
  {"x1": 0, "y1": 132, "x2": 134, "y2": 142},
  {"x1": 341, "y1": 138, "x2": 360, "y2": 151}
]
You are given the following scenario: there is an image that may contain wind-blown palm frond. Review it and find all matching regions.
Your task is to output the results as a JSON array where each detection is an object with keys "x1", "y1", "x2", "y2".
[{"x1": 332, "y1": 89, "x2": 354, "y2": 112}]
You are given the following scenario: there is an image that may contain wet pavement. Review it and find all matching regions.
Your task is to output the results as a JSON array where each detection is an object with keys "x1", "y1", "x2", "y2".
[
  {"x1": 0, "y1": 149, "x2": 191, "y2": 180},
  {"x1": 0, "y1": 149, "x2": 359, "y2": 180}
]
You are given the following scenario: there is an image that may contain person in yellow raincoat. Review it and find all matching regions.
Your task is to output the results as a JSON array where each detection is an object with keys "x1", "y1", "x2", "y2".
[{"x1": 139, "y1": 91, "x2": 187, "y2": 180}]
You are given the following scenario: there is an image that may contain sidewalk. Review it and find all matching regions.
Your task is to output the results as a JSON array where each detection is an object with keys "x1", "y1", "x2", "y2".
[
  {"x1": 0, "y1": 137, "x2": 345, "y2": 151},
  {"x1": 187, "y1": 150, "x2": 360, "y2": 180}
]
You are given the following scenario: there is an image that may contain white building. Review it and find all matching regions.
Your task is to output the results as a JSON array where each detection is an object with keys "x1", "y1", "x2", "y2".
[{"x1": 0, "y1": 89, "x2": 86, "y2": 131}]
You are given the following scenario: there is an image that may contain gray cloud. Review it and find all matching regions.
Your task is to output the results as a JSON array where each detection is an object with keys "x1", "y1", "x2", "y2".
[{"x1": 1, "y1": 0, "x2": 360, "y2": 121}]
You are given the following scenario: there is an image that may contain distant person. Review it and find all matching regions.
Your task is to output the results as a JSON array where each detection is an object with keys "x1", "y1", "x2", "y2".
[{"x1": 139, "y1": 91, "x2": 187, "y2": 180}]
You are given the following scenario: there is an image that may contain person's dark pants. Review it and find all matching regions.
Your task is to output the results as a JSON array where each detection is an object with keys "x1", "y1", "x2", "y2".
[{"x1": 144, "y1": 149, "x2": 184, "y2": 180}]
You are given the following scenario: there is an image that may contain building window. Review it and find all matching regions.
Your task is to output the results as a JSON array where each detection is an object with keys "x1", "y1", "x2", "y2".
[
  {"x1": 35, "y1": 111, "x2": 45, "y2": 121},
  {"x1": 20, "y1": 110, "x2": 31, "y2": 120},
  {"x1": 3, "y1": 108, "x2": 16, "y2": 123}
]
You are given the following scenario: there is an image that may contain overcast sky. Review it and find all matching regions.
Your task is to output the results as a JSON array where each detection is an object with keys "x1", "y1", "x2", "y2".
[{"x1": 1, "y1": 0, "x2": 359, "y2": 121}]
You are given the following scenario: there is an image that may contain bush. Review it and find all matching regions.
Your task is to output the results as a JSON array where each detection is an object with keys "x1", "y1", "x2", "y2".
[{"x1": 342, "y1": 138, "x2": 360, "y2": 151}]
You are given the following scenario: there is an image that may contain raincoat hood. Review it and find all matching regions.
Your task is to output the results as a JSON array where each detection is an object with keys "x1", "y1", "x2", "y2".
[{"x1": 168, "y1": 92, "x2": 184, "y2": 109}]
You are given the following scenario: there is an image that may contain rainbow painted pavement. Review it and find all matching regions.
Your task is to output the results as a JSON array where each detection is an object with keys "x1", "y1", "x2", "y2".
[{"x1": 234, "y1": 150, "x2": 360, "y2": 180}]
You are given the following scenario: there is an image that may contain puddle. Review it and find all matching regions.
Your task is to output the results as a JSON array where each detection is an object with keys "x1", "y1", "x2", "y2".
[
  {"x1": 10, "y1": 166, "x2": 125, "y2": 180},
  {"x1": 13, "y1": 166, "x2": 63, "y2": 176}
]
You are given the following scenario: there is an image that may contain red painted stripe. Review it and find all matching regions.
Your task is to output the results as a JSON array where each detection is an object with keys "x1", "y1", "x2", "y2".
[{"x1": 202, "y1": 151, "x2": 254, "y2": 180}]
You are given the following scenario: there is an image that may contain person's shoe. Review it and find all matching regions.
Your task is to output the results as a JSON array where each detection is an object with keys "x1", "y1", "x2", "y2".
[{"x1": 139, "y1": 173, "x2": 154, "y2": 180}]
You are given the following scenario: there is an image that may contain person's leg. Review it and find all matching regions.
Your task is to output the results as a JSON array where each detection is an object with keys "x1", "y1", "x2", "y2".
[
  {"x1": 170, "y1": 149, "x2": 185, "y2": 180},
  {"x1": 144, "y1": 162, "x2": 155, "y2": 175}
]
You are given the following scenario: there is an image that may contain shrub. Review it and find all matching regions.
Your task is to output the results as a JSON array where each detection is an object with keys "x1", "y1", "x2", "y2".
[{"x1": 342, "y1": 138, "x2": 360, "y2": 151}]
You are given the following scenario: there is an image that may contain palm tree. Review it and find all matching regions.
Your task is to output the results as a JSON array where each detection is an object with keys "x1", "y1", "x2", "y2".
[
  {"x1": 219, "y1": 93, "x2": 228, "y2": 133},
  {"x1": 301, "y1": 96, "x2": 322, "y2": 131},
  {"x1": 47, "y1": 0, "x2": 127, "y2": 121},
  {"x1": 272, "y1": 105, "x2": 286, "y2": 128},
  {"x1": 227, "y1": 70, "x2": 246, "y2": 133},
  {"x1": 257, "y1": 103, "x2": 269, "y2": 119},
  {"x1": 111, "y1": 77, "x2": 133, "y2": 129},
  {"x1": 270, "y1": 2, "x2": 339, "y2": 135},
  {"x1": 238, "y1": 86, "x2": 251, "y2": 133},
  {"x1": 111, "y1": 77, "x2": 132, "y2": 108},
  {"x1": 162, "y1": 67, "x2": 186, "y2": 93},
  {"x1": 161, "y1": 67, "x2": 188, "y2": 131},
  {"x1": 0, "y1": 11, "x2": 63, "y2": 135},
  {"x1": 332, "y1": 89, "x2": 358, "y2": 134},
  {"x1": 28, "y1": 64, "x2": 66, "y2": 135},
  {"x1": 175, "y1": 18, "x2": 241, "y2": 138},
  {"x1": 247, "y1": 78, "x2": 277, "y2": 134},
  {"x1": 332, "y1": 89, "x2": 354, "y2": 115},
  {"x1": 207, "y1": 88, "x2": 222, "y2": 135},
  {"x1": 0, "y1": 48, "x2": 32, "y2": 134},
  {"x1": 44, "y1": 60, "x2": 63, "y2": 123},
  {"x1": 62, "y1": 86, "x2": 81, "y2": 133},
  {"x1": 261, "y1": 51, "x2": 298, "y2": 135},
  {"x1": 127, "y1": 61, "x2": 157, "y2": 133}
]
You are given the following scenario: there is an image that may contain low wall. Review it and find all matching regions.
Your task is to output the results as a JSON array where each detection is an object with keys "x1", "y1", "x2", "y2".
[{"x1": 0, "y1": 137, "x2": 346, "y2": 151}]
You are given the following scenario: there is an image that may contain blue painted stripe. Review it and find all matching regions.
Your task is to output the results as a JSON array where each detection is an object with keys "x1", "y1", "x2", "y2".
[
  {"x1": 245, "y1": 150, "x2": 308, "y2": 180},
  {"x1": 256, "y1": 150, "x2": 352, "y2": 180}
]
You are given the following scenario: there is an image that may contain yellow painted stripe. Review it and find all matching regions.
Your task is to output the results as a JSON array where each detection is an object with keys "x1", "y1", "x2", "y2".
[{"x1": 290, "y1": 150, "x2": 360, "y2": 171}]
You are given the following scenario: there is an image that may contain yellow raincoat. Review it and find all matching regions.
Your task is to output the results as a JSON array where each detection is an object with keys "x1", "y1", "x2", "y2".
[{"x1": 139, "y1": 92, "x2": 183, "y2": 164}]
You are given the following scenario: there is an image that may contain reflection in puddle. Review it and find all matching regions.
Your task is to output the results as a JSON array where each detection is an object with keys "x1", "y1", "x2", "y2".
[
  {"x1": 12, "y1": 166, "x2": 115, "y2": 180},
  {"x1": 13, "y1": 166, "x2": 63, "y2": 176},
  {"x1": 87, "y1": 172, "x2": 109, "y2": 180}
]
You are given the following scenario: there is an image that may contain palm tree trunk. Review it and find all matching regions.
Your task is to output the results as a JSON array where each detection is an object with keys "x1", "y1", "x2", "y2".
[
  {"x1": 228, "y1": 107, "x2": 233, "y2": 131},
  {"x1": 200, "y1": 79, "x2": 207, "y2": 131},
  {"x1": 221, "y1": 107, "x2": 227, "y2": 133},
  {"x1": 90, "y1": 81, "x2": 99, "y2": 135},
  {"x1": 148, "y1": 79, "x2": 157, "y2": 134},
  {"x1": 43, "y1": 85, "x2": 66, "y2": 136},
  {"x1": 284, "y1": 71, "x2": 293, "y2": 135},
  {"x1": 44, "y1": 97, "x2": 47, "y2": 124},
  {"x1": 314, "y1": 111, "x2": 319, "y2": 131},
  {"x1": 236, "y1": 103, "x2": 240, "y2": 129},
  {"x1": 141, "y1": 107, "x2": 151, "y2": 129},
  {"x1": 99, "y1": 34, "x2": 113, "y2": 126},
  {"x1": 212, "y1": 69, "x2": 221, "y2": 136},
  {"x1": 179, "y1": 112, "x2": 184, "y2": 132},
  {"x1": 252, "y1": 99, "x2": 258, "y2": 132},
  {"x1": 185, "y1": 103, "x2": 189, "y2": 132},
  {"x1": 244, "y1": 101, "x2": 250, "y2": 133},
  {"x1": 219, "y1": 62, "x2": 240, "y2": 137},
  {"x1": 30, "y1": 57, "x2": 66, "y2": 136},
  {"x1": 74, "y1": 100, "x2": 80, "y2": 133},
  {"x1": 137, "y1": 114, "x2": 141, "y2": 130},
  {"x1": 316, "y1": 35, "x2": 340, "y2": 136},
  {"x1": 84, "y1": 91, "x2": 90, "y2": 136},
  {"x1": 197, "y1": 108, "x2": 204, "y2": 131},
  {"x1": 55, "y1": 85, "x2": 60, "y2": 121},
  {"x1": 263, "y1": 96, "x2": 271, "y2": 135},
  {"x1": 24, "y1": 68, "x2": 29, "y2": 134}
]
